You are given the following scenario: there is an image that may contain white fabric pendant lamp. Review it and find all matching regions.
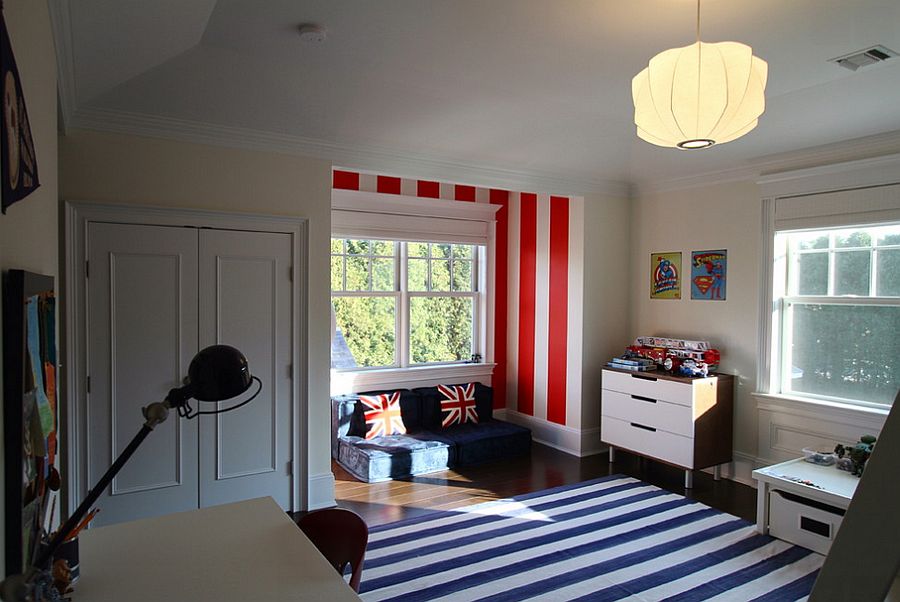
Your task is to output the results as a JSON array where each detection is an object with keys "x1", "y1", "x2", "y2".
[{"x1": 632, "y1": 0, "x2": 768, "y2": 150}]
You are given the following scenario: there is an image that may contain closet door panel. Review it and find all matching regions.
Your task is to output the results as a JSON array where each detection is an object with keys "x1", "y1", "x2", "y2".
[
  {"x1": 86, "y1": 223, "x2": 200, "y2": 527},
  {"x1": 198, "y1": 229, "x2": 293, "y2": 509}
]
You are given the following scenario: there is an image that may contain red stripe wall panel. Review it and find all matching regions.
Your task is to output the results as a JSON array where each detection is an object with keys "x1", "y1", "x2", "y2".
[
  {"x1": 455, "y1": 185, "x2": 477, "y2": 202},
  {"x1": 546, "y1": 196, "x2": 570, "y2": 425},
  {"x1": 517, "y1": 193, "x2": 538, "y2": 417},
  {"x1": 490, "y1": 189, "x2": 510, "y2": 410},
  {"x1": 377, "y1": 175, "x2": 402, "y2": 194},
  {"x1": 333, "y1": 170, "x2": 360, "y2": 190},
  {"x1": 417, "y1": 180, "x2": 440, "y2": 198}
]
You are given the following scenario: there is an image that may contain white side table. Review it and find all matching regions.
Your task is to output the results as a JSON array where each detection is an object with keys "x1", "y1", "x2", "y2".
[{"x1": 752, "y1": 458, "x2": 860, "y2": 555}]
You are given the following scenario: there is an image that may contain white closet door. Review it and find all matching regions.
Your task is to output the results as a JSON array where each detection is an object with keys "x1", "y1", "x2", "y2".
[
  {"x1": 198, "y1": 229, "x2": 293, "y2": 510},
  {"x1": 86, "y1": 223, "x2": 200, "y2": 526}
]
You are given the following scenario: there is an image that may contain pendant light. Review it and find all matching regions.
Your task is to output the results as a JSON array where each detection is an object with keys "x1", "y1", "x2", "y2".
[{"x1": 632, "y1": 0, "x2": 767, "y2": 150}]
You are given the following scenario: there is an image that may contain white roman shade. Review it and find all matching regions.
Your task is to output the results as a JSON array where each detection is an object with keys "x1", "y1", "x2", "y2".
[
  {"x1": 773, "y1": 183, "x2": 900, "y2": 231},
  {"x1": 331, "y1": 189, "x2": 499, "y2": 244}
]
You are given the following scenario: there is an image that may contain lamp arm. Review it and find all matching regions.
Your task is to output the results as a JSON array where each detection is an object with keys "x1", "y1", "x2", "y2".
[{"x1": 32, "y1": 398, "x2": 174, "y2": 571}]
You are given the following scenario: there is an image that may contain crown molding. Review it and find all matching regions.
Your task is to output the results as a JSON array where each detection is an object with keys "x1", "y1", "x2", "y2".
[
  {"x1": 635, "y1": 129, "x2": 900, "y2": 197},
  {"x1": 48, "y1": 0, "x2": 76, "y2": 134},
  {"x1": 65, "y1": 106, "x2": 631, "y2": 198}
]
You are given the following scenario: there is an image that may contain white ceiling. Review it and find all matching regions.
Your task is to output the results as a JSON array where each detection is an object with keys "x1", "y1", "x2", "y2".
[{"x1": 52, "y1": 0, "x2": 900, "y2": 195}]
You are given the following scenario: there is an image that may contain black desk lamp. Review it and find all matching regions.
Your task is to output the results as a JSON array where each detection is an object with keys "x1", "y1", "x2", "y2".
[{"x1": 0, "y1": 345, "x2": 262, "y2": 601}]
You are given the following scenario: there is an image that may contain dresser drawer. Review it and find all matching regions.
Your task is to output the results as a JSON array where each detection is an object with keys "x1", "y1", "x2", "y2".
[
  {"x1": 601, "y1": 370, "x2": 692, "y2": 407},
  {"x1": 602, "y1": 389, "x2": 694, "y2": 438},
  {"x1": 601, "y1": 416, "x2": 694, "y2": 468}
]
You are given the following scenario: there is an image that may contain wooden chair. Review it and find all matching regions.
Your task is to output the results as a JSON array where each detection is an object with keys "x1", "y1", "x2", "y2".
[{"x1": 296, "y1": 508, "x2": 369, "y2": 592}]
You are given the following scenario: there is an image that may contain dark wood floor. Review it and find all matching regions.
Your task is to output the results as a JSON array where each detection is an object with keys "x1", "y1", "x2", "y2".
[{"x1": 331, "y1": 442, "x2": 757, "y2": 528}]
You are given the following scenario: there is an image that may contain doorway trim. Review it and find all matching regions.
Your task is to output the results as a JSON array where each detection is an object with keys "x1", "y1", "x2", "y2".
[{"x1": 64, "y1": 201, "x2": 309, "y2": 517}]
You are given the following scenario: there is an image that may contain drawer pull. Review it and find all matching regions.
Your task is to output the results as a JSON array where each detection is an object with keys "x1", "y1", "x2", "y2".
[
  {"x1": 631, "y1": 374, "x2": 658, "y2": 382},
  {"x1": 631, "y1": 395, "x2": 657, "y2": 403},
  {"x1": 630, "y1": 422, "x2": 657, "y2": 432}
]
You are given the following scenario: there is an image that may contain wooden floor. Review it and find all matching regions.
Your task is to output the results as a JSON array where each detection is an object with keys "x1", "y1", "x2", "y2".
[{"x1": 331, "y1": 443, "x2": 757, "y2": 528}]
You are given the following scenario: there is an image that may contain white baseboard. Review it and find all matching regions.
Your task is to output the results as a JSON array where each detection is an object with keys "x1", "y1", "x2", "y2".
[
  {"x1": 307, "y1": 472, "x2": 336, "y2": 510},
  {"x1": 496, "y1": 409, "x2": 603, "y2": 457}
]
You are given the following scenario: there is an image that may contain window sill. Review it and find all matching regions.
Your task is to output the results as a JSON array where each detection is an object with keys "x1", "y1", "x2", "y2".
[
  {"x1": 752, "y1": 391, "x2": 890, "y2": 421},
  {"x1": 330, "y1": 363, "x2": 496, "y2": 395}
]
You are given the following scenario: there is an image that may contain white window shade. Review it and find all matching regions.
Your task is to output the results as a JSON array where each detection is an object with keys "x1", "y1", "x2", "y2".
[
  {"x1": 774, "y1": 183, "x2": 900, "y2": 232},
  {"x1": 332, "y1": 189, "x2": 499, "y2": 244}
]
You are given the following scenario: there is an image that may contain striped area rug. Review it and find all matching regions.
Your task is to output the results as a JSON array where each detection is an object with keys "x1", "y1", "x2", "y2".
[{"x1": 359, "y1": 475, "x2": 824, "y2": 601}]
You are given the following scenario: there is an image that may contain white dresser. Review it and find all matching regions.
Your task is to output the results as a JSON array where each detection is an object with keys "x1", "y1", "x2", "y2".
[{"x1": 600, "y1": 367, "x2": 734, "y2": 488}]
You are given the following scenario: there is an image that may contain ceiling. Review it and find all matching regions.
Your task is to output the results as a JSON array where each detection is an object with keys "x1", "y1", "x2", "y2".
[{"x1": 51, "y1": 0, "x2": 900, "y2": 195}]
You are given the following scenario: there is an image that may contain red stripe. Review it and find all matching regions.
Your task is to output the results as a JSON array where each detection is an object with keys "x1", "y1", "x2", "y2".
[
  {"x1": 490, "y1": 189, "x2": 509, "y2": 410},
  {"x1": 377, "y1": 176, "x2": 402, "y2": 194},
  {"x1": 455, "y1": 185, "x2": 476, "y2": 202},
  {"x1": 418, "y1": 180, "x2": 440, "y2": 198},
  {"x1": 517, "y1": 193, "x2": 538, "y2": 416},
  {"x1": 547, "y1": 196, "x2": 569, "y2": 425},
  {"x1": 333, "y1": 170, "x2": 360, "y2": 190}
]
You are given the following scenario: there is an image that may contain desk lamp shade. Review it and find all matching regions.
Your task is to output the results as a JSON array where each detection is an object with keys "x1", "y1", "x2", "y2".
[{"x1": 186, "y1": 344, "x2": 253, "y2": 401}]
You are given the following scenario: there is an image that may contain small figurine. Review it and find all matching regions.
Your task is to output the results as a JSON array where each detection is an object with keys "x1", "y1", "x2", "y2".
[{"x1": 834, "y1": 434, "x2": 876, "y2": 477}]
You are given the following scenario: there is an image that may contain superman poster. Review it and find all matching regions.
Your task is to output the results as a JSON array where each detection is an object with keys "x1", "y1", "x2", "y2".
[
  {"x1": 1, "y1": 9, "x2": 40, "y2": 213},
  {"x1": 691, "y1": 250, "x2": 727, "y2": 300},
  {"x1": 650, "y1": 252, "x2": 681, "y2": 299}
]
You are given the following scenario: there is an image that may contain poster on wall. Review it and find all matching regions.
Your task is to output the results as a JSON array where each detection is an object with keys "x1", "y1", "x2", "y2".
[
  {"x1": 691, "y1": 249, "x2": 727, "y2": 300},
  {"x1": 1, "y1": 9, "x2": 41, "y2": 214},
  {"x1": 650, "y1": 251, "x2": 681, "y2": 299}
]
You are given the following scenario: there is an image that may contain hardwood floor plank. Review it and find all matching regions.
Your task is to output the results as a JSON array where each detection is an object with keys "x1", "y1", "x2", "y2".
[{"x1": 315, "y1": 443, "x2": 758, "y2": 529}]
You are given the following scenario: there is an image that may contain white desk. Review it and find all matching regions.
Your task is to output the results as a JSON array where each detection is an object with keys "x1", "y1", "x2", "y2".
[{"x1": 76, "y1": 497, "x2": 360, "y2": 601}]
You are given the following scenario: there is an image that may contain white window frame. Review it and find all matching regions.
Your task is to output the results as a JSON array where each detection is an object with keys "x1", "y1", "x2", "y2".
[
  {"x1": 331, "y1": 239, "x2": 484, "y2": 370},
  {"x1": 757, "y1": 153, "x2": 900, "y2": 414},
  {"x1": 771, "y1": 225, "x2": 900, "y2": 409},
  {"x1": 330, "y1": 188, "x2": 499, "y2": 393}
]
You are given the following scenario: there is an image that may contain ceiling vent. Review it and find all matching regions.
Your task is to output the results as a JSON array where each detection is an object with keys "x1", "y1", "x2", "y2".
[{"x1": 830, "y1": 45, "x2": 898, "y2": 71}]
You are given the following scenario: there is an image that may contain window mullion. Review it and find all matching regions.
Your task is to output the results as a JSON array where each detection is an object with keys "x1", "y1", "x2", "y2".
[{"x1": 398, "y1": 242, "x2": 409, "y2": 368}]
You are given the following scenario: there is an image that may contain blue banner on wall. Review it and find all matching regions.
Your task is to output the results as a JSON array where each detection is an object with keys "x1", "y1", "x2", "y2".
[{"x1": 1, "y1": 9, "x2": 41, "y2": 213}]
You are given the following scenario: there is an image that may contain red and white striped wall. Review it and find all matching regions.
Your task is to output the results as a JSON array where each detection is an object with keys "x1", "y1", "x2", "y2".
[{"x1": 333, "y1": 169, "x2": 586, "y2": 439}]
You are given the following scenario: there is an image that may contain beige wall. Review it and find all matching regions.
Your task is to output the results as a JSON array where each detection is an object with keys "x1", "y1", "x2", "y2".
[
  {"x1": 628, "y1": 181, "x2": 762, "y2": 461},
  {"x1": 58, "y1": 129, "x2": 334, "y2": 505},
  {"x1": 582, "y1": 194, "x2": 632, "y2": 435},
  {"x1": 0, "y1": 0, "x2": 59, "y2": 578}
]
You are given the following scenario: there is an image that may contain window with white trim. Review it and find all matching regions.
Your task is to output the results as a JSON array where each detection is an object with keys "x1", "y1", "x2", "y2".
[
  {"x1": 330, "y1": 238, "x2": 484, "y2": 370},
  {"x1": 773, "y1": 223, "x2": 900, "y2": 407}
]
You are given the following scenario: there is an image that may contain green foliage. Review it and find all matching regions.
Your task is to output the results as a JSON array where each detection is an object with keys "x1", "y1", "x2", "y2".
[
  {"x1": 331, "y1": 238, "x2": 477, "y2": 368},
  {"x1": 332, "y1": 296, "x2": 396, "y2": 367}
]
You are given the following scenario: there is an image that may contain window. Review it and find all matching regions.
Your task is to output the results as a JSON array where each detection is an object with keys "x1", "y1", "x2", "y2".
[
  {"x1": 331, "y1": 238, "x2": 482, "y2": 370},
  {"x1": 773, "y1": 224, "x2": 900, "y2": 407}
]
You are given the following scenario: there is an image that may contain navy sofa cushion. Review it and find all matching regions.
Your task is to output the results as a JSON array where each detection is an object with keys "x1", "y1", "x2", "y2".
[
  {"x1": 415, "y1": 382, "x2": 494, "y2": 430},
  {"x1": 426, "y1": 420, "x2": 531, "y2": 466}
]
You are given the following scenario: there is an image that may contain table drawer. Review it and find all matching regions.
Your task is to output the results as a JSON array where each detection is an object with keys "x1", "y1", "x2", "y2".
[
  {"x1": 601, "y1": 416, "x2": 693, "y2": 468},
  {"x1": 769, "y1": 489, "x2": 844, "y2": 555},
  {"x1": 601, "y1": 389, "x2": 693, "y2": 438},
  {"x1": 602, "y1": 370, "x2": 693, "y2": 406}
]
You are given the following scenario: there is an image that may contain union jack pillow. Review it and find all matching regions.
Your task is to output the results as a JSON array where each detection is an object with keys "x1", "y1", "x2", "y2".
[
  {"x1": 437, "y1": 383, "x2": 479, "y2": 427},
  {"x1": 358, "y1": 392, "x2": 406, "y2": 440}
]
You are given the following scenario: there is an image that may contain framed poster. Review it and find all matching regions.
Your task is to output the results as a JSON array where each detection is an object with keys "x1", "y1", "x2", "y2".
[
  {"x1": 691, "y1": 250, "x2": 727, "y2": 300},
  {"x1": 3, "y1": 270, "x2": 57, "y2": 576},
  {"x1": 650, "y1": 252, "x2": 681, "y2": 299}
]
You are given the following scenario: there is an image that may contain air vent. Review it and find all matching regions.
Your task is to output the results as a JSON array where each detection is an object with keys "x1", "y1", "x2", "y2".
[{"x1": 830, "y1": 45, "x2": 899, "y2": 71}]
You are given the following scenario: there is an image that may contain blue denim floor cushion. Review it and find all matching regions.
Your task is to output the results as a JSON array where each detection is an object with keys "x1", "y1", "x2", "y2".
[
  {"x1": 426, "y1": 420, "x2": 532, "y2": 466},
  {"x1": 336, "y1": 434, "x2": 452, "y2": 483}
]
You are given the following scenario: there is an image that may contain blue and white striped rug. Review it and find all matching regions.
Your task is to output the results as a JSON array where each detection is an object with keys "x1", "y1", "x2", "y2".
[{"x1": 359, "y1": 475, "x2": 823, "y2": 601}]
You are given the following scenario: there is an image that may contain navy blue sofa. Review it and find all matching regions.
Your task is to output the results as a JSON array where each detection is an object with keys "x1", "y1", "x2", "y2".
[{"x1": 331, "y1": 384, "x2": 532, "y2": 482}]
